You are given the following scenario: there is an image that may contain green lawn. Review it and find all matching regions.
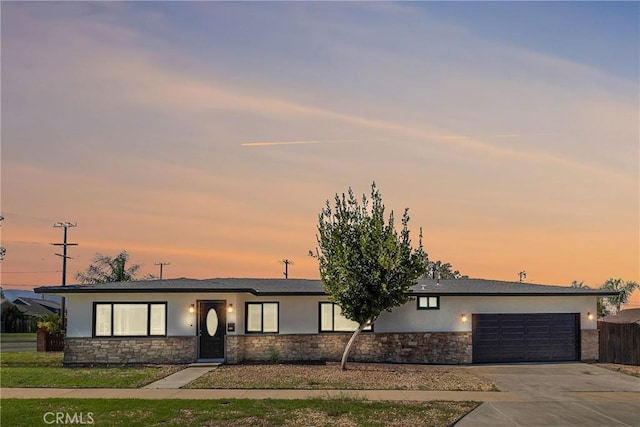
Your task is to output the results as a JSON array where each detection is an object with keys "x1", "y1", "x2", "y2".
[
  {"x1": 0, "y1": 352, "x2": 184, "y2": 388},
  {"x1": 0, "y1": 333, "x2": 36, "y2": 343},
  {"x1": 1, "y1": 398, "x2": 479, "y2": 426}
]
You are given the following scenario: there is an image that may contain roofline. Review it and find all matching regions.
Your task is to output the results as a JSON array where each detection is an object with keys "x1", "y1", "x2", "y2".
[
  {"x1": 408, "y1": 291, "x2": 620, "y2": 296},
  {"x1": 35, "y1": 285, "x2": 618, "y2": 297},
  {"x1": 34, "y1": 286, "x2": 328, "y2": 296}
]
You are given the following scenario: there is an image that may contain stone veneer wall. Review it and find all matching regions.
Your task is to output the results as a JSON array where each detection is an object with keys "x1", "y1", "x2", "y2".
[
  {"x1": 63, "y1": 330, "x2": 591, "y2": 365},
  {"x1": 581, "y1": 329, "x2": 599, "y2": 361},
  {"x1": 226, "y1": 332, "x2": 472, "y2": 364},
  {"x1": 63, "y1": 337, "x2": 197, "y2": 365}
]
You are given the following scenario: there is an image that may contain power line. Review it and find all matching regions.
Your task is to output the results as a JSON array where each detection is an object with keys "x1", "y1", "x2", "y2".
[
  {"x1": 2, "y1": 240, "x2": 50, "y2": 245},
  {"x1": 2, "y1": 270, "x2": 62, "y2": 274},
  {"x1": 1, "y1": 284, "x2": 52, "y2": 288}
]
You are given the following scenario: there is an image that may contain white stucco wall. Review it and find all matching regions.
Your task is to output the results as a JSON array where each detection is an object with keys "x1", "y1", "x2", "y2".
[
  {"x1": 375, "y1": 295, "x2": 597, "y2": 333},
  {"x1": 63, "y1": 292, "x2": 333, "y2": 337},
  {"x1": 60, "y1": 292, "x2": 598, "y2": 338},
  {"x1": 65, "y1": 292, "x2": 239, "y2": 338}
]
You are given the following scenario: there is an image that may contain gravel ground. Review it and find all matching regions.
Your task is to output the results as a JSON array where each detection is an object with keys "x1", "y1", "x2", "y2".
[
  {"x1": 594, "y1": 363, "x2": 640, "y2": 377},
  {"x1": 185, "y1": 362, "x2": 496, "y2": 391}
]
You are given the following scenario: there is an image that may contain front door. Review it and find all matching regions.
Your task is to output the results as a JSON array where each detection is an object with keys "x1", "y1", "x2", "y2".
[{"x1": 198, "y1": 301, "x2": 226, "y2": 359}]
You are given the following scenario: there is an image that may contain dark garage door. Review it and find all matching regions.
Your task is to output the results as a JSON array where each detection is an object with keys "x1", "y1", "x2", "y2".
[{"x1": 472, "y1": 313, "x2": 579, "y2": 363}]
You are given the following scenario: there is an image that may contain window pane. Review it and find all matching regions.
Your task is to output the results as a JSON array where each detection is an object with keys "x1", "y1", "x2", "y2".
[
  {"x1": 428, "y1": 297, "x2": 438, "y2": 308},
  {"x1": 334, "y1": 305, "x2": 359, "y2": 331},
  {"x1": 320, "y1": 303, "x2": 333, "y2": 331},
  {"x1": 95, "y1": 304, "x2": 112, "y2": 336},
  {"x1": 150, "y1": 304, "x2": 166, "y2": 336},
  {"x1": 418, "y1": 297, "x2": 429, "y2": 308},
  {"x1": 113, "y1": 304, "x2": 148, "y2": 336},
  {"x1": 247, "y1": 304, "x2": 262, "y2": 332},
  {"x1": 262, "y1": 303, "x2": 278, "y2": 332}
]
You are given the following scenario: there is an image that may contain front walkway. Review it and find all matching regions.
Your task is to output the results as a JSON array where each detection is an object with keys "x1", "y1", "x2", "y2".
[{"x1": 143, "y1": 364, "x2": 220, "y2": 389}]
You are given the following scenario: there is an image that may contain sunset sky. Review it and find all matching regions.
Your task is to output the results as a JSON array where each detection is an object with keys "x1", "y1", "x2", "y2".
[{"x1": 1, "y1": 2, "x2": 638, "y2": 305}]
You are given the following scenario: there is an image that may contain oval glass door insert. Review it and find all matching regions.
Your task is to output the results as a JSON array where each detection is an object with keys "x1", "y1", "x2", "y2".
[{"x1": 206, "y1": 308, "x2": 219, "y2": 336}]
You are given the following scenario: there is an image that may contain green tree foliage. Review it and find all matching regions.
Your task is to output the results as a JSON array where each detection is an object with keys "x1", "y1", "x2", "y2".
[
  {"x1": 37, "y1": 312, "x2": 62, "y2": 332},
  {"x1": 600, "y1": 278, "x2": 639, "y2": 315},
  {"x1": 1, "y1": 303, "x2": 26, "y2": 332},
  {"x1": 570, "y1": 280, "x2": 589, "y2": 289},
  {"x1": 312, "y1": 183, "x2": 428, "y2": 369},
  {"x1": 75, "y1": 251, "x2": 144, "y2": 284},
  {"x1": 573, "y1": 278, "x2": 638, "y2": 317},
  {"x1": 425, "y1": 261, "x2": 468, "y2": 279}
]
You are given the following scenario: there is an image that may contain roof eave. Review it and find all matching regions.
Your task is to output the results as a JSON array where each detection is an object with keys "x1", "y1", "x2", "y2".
[
  {"x1": 409, "y1": 291, "x2": 619, "y2": 296},
  {"x1": 35, "y1": 285, "x2": 616, "y2": 297},
  {"x1": 34, "y1": 286, "x2": 327, "y2": 296}
]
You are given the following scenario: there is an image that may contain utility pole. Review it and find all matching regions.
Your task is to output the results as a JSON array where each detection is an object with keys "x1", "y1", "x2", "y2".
[
  {"x1": 51, "y1": 222, "x2": 77, "y2": 332},
  {"x1": 154, "y1": 262, "x2": 170, "y2": 280},
  {"x1": 518, "y1": 271, "x2": 527, "y2": 282},
  {"x1": 280, "y1": 259, "x2": 293, "y2": 279},
  {"x1": 0, "y1": 214, "x2": 5, "y2": 261}
]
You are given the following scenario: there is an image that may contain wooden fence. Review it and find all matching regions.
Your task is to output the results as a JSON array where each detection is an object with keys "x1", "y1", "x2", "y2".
[
  {"x1": 598, "y1": 321, "x2": 640, "y2": 366},
  {"x1": 37, "y1": 330, "x2": 65, "y2": 352}
]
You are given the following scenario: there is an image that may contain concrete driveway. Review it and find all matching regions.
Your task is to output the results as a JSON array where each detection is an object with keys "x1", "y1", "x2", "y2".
[{"x1": 456, "y1": 363, "x2": 640, "y2": 427}]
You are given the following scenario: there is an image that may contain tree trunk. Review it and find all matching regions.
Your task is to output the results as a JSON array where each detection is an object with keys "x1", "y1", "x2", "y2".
[{"x1": 340, "y1": 319, "x2": 374, "y2": 370}]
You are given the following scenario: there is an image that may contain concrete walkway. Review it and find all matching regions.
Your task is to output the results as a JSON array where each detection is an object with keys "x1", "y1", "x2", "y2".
[{"x1": 143, "y1": 364, "x2": 220, "y2": 389}]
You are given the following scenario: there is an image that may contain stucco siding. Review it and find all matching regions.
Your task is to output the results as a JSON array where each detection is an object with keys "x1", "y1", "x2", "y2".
[
  {"x1": 375, "y1": 295, "x2": 597, "y2": 333},
  {"x1": 66, "y1": 292, "x2": 239, "y2": 338},
  {"x1": 63, "y1": 293, "x2": 598, "y2": 339}
]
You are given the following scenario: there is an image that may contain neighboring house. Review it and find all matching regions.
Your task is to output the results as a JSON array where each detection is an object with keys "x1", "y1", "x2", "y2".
[
  {"x1": 602, "y1": 308, "x2": 640, "y2": 325},
  {"x1": 12, "y1": 297, "x2": 61, "y2": 317},
  {"x1": 35, "y1": 278, "x2": 617, "y2": 366}
]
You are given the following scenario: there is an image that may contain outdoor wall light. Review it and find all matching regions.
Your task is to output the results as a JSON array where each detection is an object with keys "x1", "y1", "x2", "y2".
[
  {"x1": 587, "y1": 312, "x2": 594, "y2": 320},
  {"x1": 189, "y1": 304, "x2": 195, "y2": 314},
  {"x1": 228, "y1": 304, "x2": 234, "y2": 313},
  {"x1": 461, "y1": 313, "x2": 468, "y2": 322}
]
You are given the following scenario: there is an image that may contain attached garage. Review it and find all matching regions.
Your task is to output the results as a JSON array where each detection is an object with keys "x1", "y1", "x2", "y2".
[{"x1": 472, "y1": 313, "x2": 579, "y2": 363}]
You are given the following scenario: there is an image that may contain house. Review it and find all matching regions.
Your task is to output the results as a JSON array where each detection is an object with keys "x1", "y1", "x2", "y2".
[
  {"x1": 602, "y1": 308, "x2": 640, "y2": 324},
  {"x1": 0, "y1": 297, "x2": 56, "y2": 333},
  {"x1": 12, "y1": 297, "x2": 61, "y2": 317},
  {"x1": 34, "y1": 278, "x2": 618, "y2": 366}
]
